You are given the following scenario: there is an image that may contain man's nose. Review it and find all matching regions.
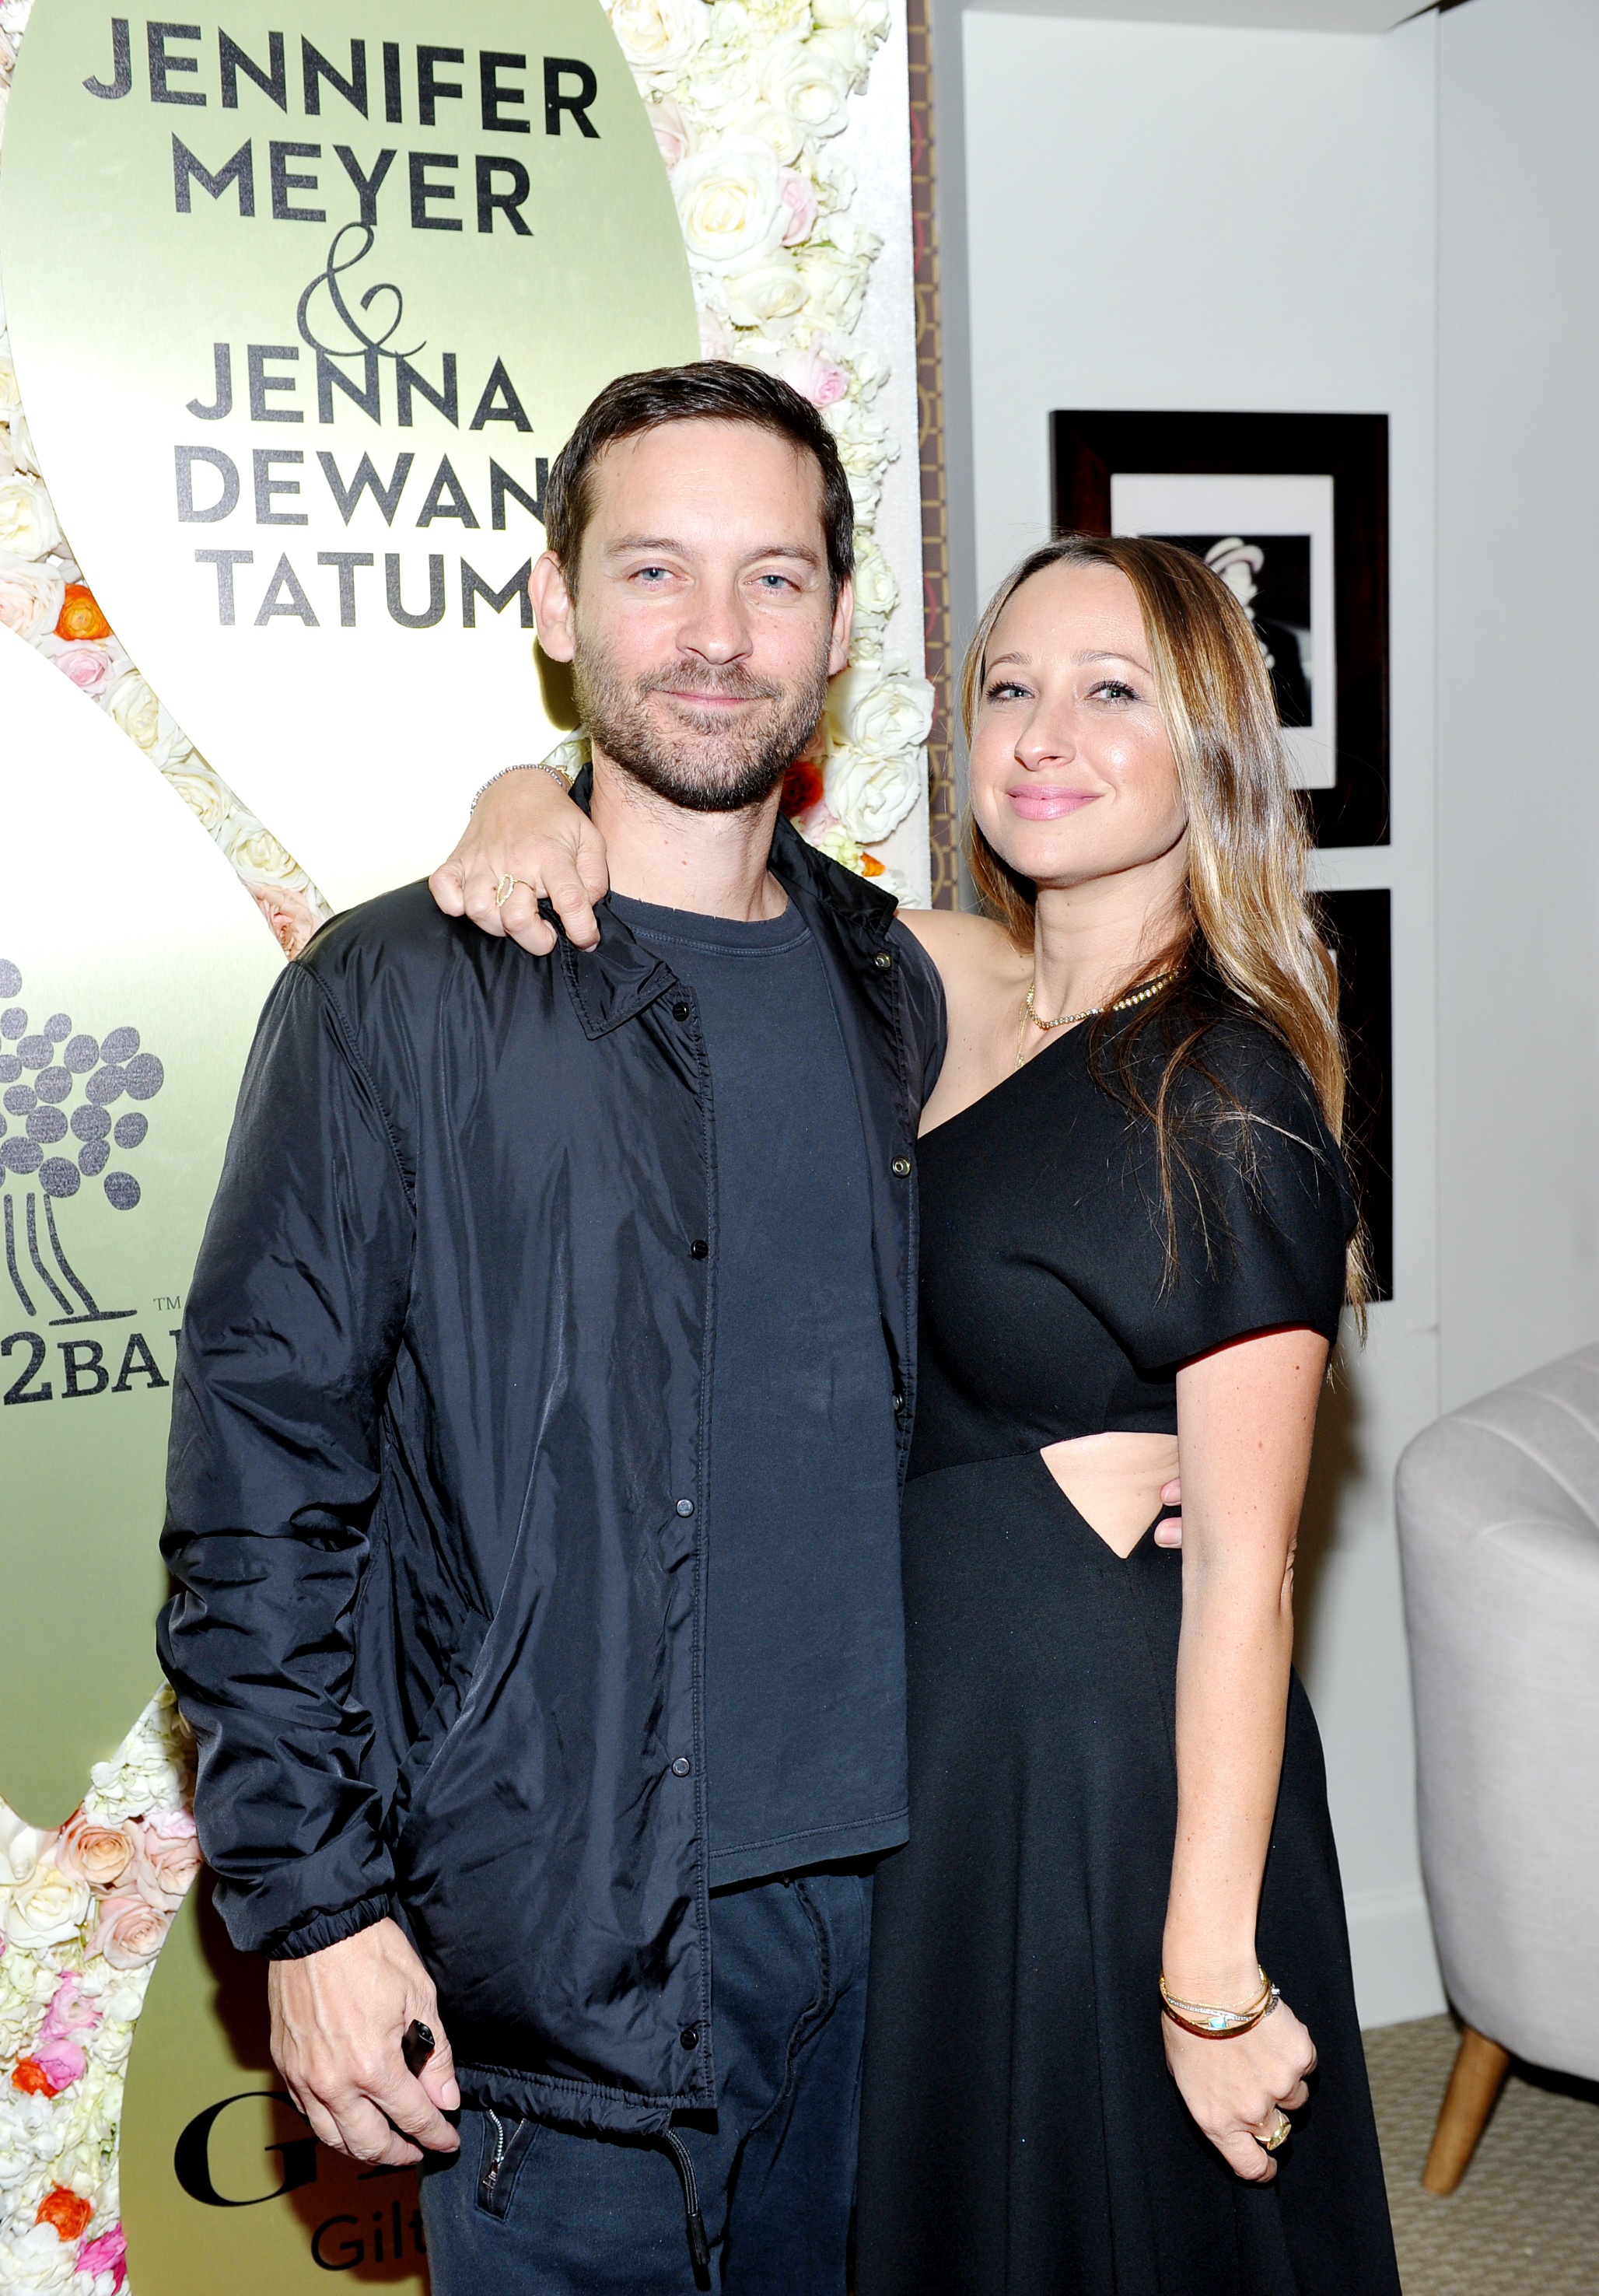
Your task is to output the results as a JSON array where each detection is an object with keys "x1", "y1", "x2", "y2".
[{"x1": 677, "y1": 582, "x2": 751, "y2": 663}]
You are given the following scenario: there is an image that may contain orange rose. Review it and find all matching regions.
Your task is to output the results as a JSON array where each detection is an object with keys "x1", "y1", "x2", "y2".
[
  {"x1": 36, "y1": 2187, "x2": 94, "y2": 2242},
  {"x1": 859, "y1": 852, "x2": 885, "y2": 877},
  {"x1": 12, "y1": 2057, "x2": 55, "y2": 2096},
  {"x1": 781, "y1": 755, "x2": 825, "y2": 818},
  {"x1": 55, "y1": 583, "x2": 111, "y2": 642}
]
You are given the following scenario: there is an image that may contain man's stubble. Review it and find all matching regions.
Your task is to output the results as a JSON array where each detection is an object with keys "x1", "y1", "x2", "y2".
[{"x1": 572, "y1": 621, "x2": 832, "y2": 815}]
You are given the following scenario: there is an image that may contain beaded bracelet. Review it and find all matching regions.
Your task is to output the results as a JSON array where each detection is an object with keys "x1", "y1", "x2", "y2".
[
  {"x1": 1158, "y1": 1967, "x2": 1280, "y2": 2039},
  {"x1": 470, "y1": 759, "x2": 572, "y2": 815}
]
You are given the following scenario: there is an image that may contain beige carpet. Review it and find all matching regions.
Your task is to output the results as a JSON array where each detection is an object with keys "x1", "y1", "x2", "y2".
[{"x1": 1364, "y1": 2014, "x2": 1599, "y2": 2294}]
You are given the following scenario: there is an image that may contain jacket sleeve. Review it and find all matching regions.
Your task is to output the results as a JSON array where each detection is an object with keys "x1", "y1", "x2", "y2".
[{"x1": 157, "y1": 958, "x2": 415, "y2": 1959}]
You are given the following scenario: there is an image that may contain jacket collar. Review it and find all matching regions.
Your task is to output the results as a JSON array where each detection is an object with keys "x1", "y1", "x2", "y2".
[{"x1": 551, "y1": 765, "x2": 898, "y2": 1039}]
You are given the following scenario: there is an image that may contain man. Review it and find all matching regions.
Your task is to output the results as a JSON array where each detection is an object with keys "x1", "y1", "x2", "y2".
[{"x1": 158, "y1": 364, "x2": 946, "y2": 2294}]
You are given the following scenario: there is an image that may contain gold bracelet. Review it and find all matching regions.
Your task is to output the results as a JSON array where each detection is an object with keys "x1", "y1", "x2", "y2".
[{"x1": 1159, "y1": 1966, "x2": 1279, "y2": 2038}]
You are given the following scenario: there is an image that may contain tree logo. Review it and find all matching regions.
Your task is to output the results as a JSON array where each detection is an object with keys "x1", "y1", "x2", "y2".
[{"x1": 0, "y1": 958, "x2": 164, "y2": 1326}]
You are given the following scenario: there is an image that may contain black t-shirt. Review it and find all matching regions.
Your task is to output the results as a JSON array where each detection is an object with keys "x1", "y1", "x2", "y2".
[
  {"x1": 609, "y1": 892, "x2": 908, "y2": 1887},
  {"x1": 911, "y1": 1006, "x2": 1356, "y2": 1479}
]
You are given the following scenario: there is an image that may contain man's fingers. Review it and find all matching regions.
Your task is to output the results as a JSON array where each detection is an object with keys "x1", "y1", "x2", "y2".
[
  {"x1": 420, "y1": 2029, "x2": 462, "y2": 2116},
  {"x1": 365, "y1": 2057, "x2": 460, "y2": 2154},
  {"x1": 429, "y1": 861, "x2": 468, "y2": 919}
]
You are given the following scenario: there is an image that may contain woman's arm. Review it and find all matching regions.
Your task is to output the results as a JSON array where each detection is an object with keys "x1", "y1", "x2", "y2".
[
  {"x1": 1163, "y1": 1324, "x2": 1326, "y2": 2181},
  {"x1": 429, "y1": 766, "x2": 610, "y2": 954}
]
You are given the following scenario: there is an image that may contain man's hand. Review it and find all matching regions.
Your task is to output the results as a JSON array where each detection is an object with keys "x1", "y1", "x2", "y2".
[
  {"x1": 429, "y1": 766, "x2": 609, "y2": 956},
  {"x1": 1154, "y1": 1474, "x2": 1184, "y2": 1548},
  {"x1": 268, "y1": 1916, "x2": 461, "y2": 2167}
]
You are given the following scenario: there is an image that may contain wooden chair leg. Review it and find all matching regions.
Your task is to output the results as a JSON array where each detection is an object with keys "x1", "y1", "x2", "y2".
[{"x1": 1421, "y1": 2025, "x2": 1511, "y2": 2194}]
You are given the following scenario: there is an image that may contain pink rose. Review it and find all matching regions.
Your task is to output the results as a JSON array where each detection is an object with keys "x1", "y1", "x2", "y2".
[
  {"x1": 247, "y1": 880, "x2": 322, "y2": 959},
  {"x1": 91, "y1": 1892, "x2": 170, "y2": 1969},
  {"x1": 782, "y1": 346, "x2": 848, "y2": 411},
  {"x1": 40, "y1": 635, "x2": 117, "y2": 698},
  {"x1": 55, "y1": 1818, "x2": 136, "y2": 1894},
  {"x1": 39, "y1": 1973, "x2": 100, "y2": 2046},
  {"x1": 779, "y1": 170, "x2": 819, "y2": 247},
  {"x1": 131, "y1": 1824, "x2": 203, "y2": 1910},
  {"x1": 31, "y1": 2040, "x2": 86, "y2": 2094},
  {"x1": 77, "y1": 2224, "x2": 127, "y2": 2292},
  {"x1": 650, "y1": 96, "x2": 693, "y2": 172}
]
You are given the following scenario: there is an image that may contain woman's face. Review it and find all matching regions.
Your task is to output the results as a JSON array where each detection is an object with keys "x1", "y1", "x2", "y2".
[{"x1": 969, "y1": 561, "x2": 1188, "y2": 893}]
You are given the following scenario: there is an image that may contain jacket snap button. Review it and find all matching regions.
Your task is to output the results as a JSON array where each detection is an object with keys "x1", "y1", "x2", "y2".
[
  {"x1": 672, "y1": 1001, "x2": 691, "y2": 1021},
  {"x1": 891, "y1": 1157, "x2": 912, "y2": 1178},
  {"x1": 873, "y1": 950, "x2": 893, "y2": 971},
  {"x1": 676, "y1": 1498, "x2": 695, "y2": 1517},
  {"x1": 893, "y1": 1392, "x2": 904, "y2": 1412},
  {"x1": 690, "y1": 1238, "x2": 709, "y2": 1259},
  {"x1": 671, "y1": 1756, "x2": 692, "y2": 1777},
  {"x1": 680, "y1": 2026, "x2": 700, "y2": 2049}
]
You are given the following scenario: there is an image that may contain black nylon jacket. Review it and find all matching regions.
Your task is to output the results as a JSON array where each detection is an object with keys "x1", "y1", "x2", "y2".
[{"x1": 157, "y1": 800, "x2": 945, "y2": 2137}]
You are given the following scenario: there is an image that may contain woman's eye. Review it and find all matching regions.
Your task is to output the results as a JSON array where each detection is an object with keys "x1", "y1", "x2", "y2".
[
  {"x1": 1090, "y1": 679, "x2": 1139, "y2": 703},
  {"x1": 985, "y1": 679, "x2": 1029, "y2": 703}
]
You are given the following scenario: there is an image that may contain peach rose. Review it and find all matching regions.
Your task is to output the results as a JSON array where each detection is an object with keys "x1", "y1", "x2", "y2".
[
  {"x1": 248, "y1": 881, "x2": 324, "y2": 958},
  {"x1": 0, "y1": 548, "x2": 65, "y2": 642},
  {"x1": 54, "y1": 1818, "x2": 135, "y2": 1893},
  {"x1": 131, "y1": 1824, "x2": 202, "y2": 1909},
  {"x1": 90, "y1": 1892, "x2": 170, "y2": 1969}
]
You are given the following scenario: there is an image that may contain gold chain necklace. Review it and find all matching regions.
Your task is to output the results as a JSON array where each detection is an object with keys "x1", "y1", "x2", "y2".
[{"x1": 1015, "y1": 971, "x2": 1177, "y2": 1069}]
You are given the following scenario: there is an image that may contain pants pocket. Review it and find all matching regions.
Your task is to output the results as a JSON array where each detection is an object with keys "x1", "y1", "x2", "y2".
[{"x1": 474, "y1": 2108, "x2": 543, "y2": 2221}]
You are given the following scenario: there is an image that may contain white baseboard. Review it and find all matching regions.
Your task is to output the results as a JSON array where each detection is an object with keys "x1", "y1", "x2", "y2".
[{"x1": 1345, "y1": 1885, "x2": 1448, "y2": 2028}]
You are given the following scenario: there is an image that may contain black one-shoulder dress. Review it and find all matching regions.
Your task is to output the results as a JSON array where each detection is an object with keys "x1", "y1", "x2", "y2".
[{"x1": 855, "y1": 1009, "x2": 1401, "y2": 2296}]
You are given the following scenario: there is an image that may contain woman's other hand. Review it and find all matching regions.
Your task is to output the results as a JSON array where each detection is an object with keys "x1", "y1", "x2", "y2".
[
  {"x1": 1163, "y1": 1996, "x2": 1317, "y2": 2182},
  {"x1": 429, "y1": 767, "x2": 610, "y2": 955}
]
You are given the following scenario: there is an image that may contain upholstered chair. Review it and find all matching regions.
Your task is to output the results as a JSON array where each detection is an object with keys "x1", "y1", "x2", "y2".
[{"x1": 1394, "y1": 1342, "x2": 1599, "y2": 2192}]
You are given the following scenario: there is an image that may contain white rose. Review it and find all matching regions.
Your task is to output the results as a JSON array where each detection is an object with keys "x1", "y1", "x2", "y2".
[
  {"x1": 0, "y1": 473, "x2": 60, "y2": 560},
  {"x1": 226, "y1": 817, "x2": 303, "y2": 884},
  {"x1": 724, "y1": 256, "x2": 805, "y2": 327},
  {"x1": 0, "y1": 355, "x2": 20, "y2": 421},
  {"x1": 824, "y1": 739, "x2": 923, "y2": 844},
  {"x1": 724, "y1": 101, "x2": 803, "y2": 166},
  {"x1": 162, "y1": 765, "x2": 233, "y2": 832},
  {"x1": 795, "y1": 244, "x2": 869, "y2": 334},
  {"x1": 849, "y1": 536, "x2": 897, "y2": 623},
  {"x1": 675, "y1": 138, "x2": 788, "y2": 272},
  {"x1": 0, "y1": 1809, "x2": 54, "y2": 1885},
  {"x1": 607, "y1": 0, "x2": 709, "y2": 72},
  {"x1": 808, "y1": 22, "x2": 876, "y2": 85},
  {"x1": 832, "y1": 660, "x2": 934, "y2": 754},
  {"x1": 0, "y1": 552, "x2": 68, "y2": 647},
  {"x1": 758, "y1": 33, "x2": 852, "y2": 138},
  {"x1": 9, "y1": 403, "x2": 40, "y2": 476},
  {"x1": 824, "y1": 394, "x2": 892, "y2": 478},
  {"x1": 105, "y1": 670, "x2": 195, "y2": 773},
  {"x1": 2, "y1": 1857, "x2": 92, "y2": 1949},
  {"x1": 810, "y1": 0, "x2": 890, "y2": 33},
  {"x1": 846, "y1": 465, "x2": 882, "y2": 527}
]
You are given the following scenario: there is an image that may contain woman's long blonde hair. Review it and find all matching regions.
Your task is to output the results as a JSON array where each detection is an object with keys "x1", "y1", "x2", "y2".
[{"x1": 962, "y1": 533, "x2": 1366, "y2": 1314}]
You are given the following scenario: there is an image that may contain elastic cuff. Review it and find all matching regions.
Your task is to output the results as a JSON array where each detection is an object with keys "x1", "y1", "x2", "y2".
[{"x1": 264, "y1": 1890, "x2": 396, "y2": 1962}]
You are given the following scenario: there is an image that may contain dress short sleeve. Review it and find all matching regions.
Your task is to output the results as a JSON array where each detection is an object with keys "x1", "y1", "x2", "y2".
[{"x1": 1076, "y1": 1017, "x2": 1356, "y2": 1377}]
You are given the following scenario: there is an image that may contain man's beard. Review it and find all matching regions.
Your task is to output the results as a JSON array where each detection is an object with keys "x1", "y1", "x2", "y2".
[{"x1": 572, "y1": 632, "x2": 831, "y2": 814}]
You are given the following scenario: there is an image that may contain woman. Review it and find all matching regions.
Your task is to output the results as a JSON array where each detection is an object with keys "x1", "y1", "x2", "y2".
[
  {"x1": 850, "y1": 537, "x2": 1398, "y2": 2294},
  {"x1": 434, "y1": 535, "x2": 1399, "y2": 2292}
]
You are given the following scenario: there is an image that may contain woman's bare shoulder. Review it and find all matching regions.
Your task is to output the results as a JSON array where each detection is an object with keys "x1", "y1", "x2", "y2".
[{"x1": 897, "y1": 905, "x2": 1025, "y2": 994}]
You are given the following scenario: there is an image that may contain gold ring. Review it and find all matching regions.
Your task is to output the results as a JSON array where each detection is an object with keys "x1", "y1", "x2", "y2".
[
  {"x1": 494, "y1": 874, "x2": 520, "y2": 910},
  {"x1": 1263, "y1": 2113, "x2": 1291, "y2": 2152}
]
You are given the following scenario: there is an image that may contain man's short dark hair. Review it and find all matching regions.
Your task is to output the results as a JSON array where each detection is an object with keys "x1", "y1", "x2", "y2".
[{"x1": 543, "y1": 361, "x2": 855, "y2": 597}]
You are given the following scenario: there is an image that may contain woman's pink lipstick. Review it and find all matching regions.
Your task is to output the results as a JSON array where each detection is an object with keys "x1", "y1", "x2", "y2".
[{"x1": 1007, "y1": 786, "x2": 1099, "y2": 821}]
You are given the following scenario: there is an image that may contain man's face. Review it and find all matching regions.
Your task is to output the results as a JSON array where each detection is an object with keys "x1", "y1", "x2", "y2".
[{"x1": 531, "y1": 419, "x2": 853, "y2": 812}]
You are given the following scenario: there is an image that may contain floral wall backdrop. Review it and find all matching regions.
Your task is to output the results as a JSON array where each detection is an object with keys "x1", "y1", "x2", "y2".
[{"x1": 0, "y1": 0, "x2": 930, "y2": 2282}]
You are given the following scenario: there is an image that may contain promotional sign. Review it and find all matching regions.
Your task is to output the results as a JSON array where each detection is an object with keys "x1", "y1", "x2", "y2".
[
  {"x1": 120, "y1": 1881, "x2": 429, "y2": 2292},
  {"x1": 0, "y1": 627, "x2": 283, "y2": 1828},
  {"x1": 0, "y1": 1, "x2": 698, "y2": 908}
]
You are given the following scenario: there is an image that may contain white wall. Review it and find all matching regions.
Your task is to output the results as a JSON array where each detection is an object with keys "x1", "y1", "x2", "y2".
[
  {"x1": 1434, "y1": 0, "x2": 1599, "y2": 1409},
  {"x1": 962, "y1": 8, "x2": 1445, "y2": 2023}
]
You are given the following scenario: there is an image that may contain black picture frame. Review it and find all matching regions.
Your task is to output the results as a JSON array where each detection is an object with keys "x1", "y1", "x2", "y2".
[
  {"x1": 1319, "y1": 888, "x2": 1393, "y2": 1303},
  {"x1": 1050, "y1": 411, "x2": 1390, "y2": 847}
]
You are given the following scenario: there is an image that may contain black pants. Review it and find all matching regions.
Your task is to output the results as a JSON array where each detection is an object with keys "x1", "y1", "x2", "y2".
[{"x1": 422, "y1": 1867, "x2": 872, "y2": 2295}]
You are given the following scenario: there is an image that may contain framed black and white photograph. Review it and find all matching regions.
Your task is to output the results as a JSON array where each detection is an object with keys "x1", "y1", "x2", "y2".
[{"x1": 1051, "y1": 412, "x2": 1389, "y2": 846}]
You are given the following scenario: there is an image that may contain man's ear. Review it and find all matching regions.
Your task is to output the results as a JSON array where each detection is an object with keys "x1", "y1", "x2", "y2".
[
  {"x1": 827, "y1": 576, "x2": 855, "y2": 678},
  {"x1": 530, "y1": 551, "x2": 577, "y2": 663}
]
